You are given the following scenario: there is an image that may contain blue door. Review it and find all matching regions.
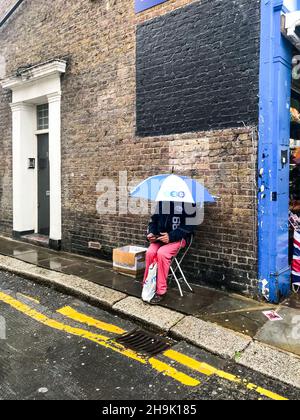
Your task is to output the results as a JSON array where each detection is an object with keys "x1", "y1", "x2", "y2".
[{"x1": 258, "y1": 0, "x2": 300, "y2": 302}]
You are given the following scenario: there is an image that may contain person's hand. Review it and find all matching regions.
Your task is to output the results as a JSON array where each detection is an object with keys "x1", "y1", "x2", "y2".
[
  {"x1": 147, "y1": 233, "x2": 157, "y2": 243},
  {"x1": 157, "y1": 233, "x2": 170, "y2": 244}
]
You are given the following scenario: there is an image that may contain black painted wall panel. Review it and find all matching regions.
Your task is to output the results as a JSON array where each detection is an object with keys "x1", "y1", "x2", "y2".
[{"x1": 136, "y1": 0, "x2": 261, "y2": 136}]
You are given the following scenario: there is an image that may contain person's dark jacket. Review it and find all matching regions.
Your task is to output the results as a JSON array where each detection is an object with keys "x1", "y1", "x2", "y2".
[{"x1": 147, "y1": 202, "x2": 196, "y2": 243}]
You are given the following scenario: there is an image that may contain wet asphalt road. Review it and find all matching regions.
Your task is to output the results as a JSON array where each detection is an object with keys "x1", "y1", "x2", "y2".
[{"x1": 0, "y1": 271, "x2": 298, "y2": 401}]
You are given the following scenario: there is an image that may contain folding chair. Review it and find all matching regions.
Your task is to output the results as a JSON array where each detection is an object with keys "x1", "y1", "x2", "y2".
[{"x1": 168, "y1": 234, "x2": 194, "y2": 297}]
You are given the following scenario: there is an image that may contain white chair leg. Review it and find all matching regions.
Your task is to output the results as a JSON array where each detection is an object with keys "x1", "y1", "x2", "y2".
[
  {"x1": 170, "y1": 266, "x2": 184, "y2": 297},
  {"x1": 175, "y1": 258, "x2": 194, "y2": 293}
]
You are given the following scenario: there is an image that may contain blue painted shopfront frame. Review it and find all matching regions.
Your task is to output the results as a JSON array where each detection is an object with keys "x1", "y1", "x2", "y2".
[
  {"x1": 135, "y1": 0, "x2": 168, "y2": 13},
  {"x1": 258, "y1": 0, "x2": 300, "y2": 302}
]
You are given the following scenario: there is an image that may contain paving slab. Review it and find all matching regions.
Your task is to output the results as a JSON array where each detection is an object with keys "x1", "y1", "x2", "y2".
[
  {"x1": 0, "y1": 238, "x2": 42, "y2": 257},
  {"x1": 254, "y1": 307, "x2": 300, "y2": 356},
  {"x1": 170, "y1": 316, "x2": 252, "y2": 359},
  {"x1": 55, "y1": 262, "x2": 106, "y2": 278},
  {"x1": 199, "y1": 292, "x2": 271, "y2": 316},
  {"x1": 89, "y1": 269, "x2": 142, "y2": 297},
  {"x1": 113, "y1": 296, "x2": 185, "y2": 331},
  {"x1": 282, "y1": 292, "x2": 300, "y2": 310},
  {"x1": 162, "y1": 284, "x2": 225, "y2": 315},
  {"x1": 13, "y1": 250, "x2": 61, "y2": 265},
  {"x1": 36, "y1": 256, "x2": 79, "y2": 271},
  {"x1": 204, "y1": 309, "x2": 271, "y2": 338},
  {"x1": 191, "y1": 287, "x2": 274, "y2": 337},
  {"x1": 238, "y1": 342, "x2": 300, "y2": 388},
  {"x1": 0, "y1": 255, "x2": 126, "y2": 308}
]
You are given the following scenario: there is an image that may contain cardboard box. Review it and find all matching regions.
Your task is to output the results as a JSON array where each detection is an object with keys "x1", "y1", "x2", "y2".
[{"x1": 113, "y1": 245, "x2": 147, "y2": 278}]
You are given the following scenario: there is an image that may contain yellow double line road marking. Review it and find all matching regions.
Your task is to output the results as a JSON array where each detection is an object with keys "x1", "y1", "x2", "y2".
[
  {"x1": 57, "y1": 306, "x2": 127, "y2": 335},
  {"x1": 17, "y1": 293, "x2": 40, "y2": 304},
  {"x1": 0, "y1": 292, "x2": 199, "y2": 387},
  {"x1": 163, "y1": 350, "x2": 288, "y2": 401},
  {"x1": 0, "y1": 292, "x2": 288, "y2": 400},
  {"x1": 57, "y1": 305, "x2": 288, "y2": 401}
]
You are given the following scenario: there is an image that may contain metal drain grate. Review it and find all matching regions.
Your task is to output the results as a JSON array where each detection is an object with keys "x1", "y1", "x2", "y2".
[{"x1": 115, "y1": 329, "x2": 171, "y2": 356}]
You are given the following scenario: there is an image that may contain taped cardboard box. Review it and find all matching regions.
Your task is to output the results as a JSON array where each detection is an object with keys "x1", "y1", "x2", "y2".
[{"x1": 113, "y1": 246, "x2": 148, "y2": 278}]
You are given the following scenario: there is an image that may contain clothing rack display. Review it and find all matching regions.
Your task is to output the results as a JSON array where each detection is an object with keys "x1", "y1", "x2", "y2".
[
  {"x1": 290, "y1": 90, "x2": 300, "y2": 293},
  {"x1": 289, "y1": 213, "x2": 300, "y2": 292},
  {"x1": 289, "y1": 211, "x2": 300, "y2": 232}
]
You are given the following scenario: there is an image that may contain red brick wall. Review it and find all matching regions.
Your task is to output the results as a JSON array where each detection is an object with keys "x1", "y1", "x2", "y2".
[{"x1": 0, "y1": 0, "x2": 259, "y2": 296}]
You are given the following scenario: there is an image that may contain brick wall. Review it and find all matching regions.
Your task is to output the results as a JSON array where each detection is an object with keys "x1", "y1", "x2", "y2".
[
  {"x1": 0, "y1": 0, "x2": 13, "y2": 233},
  {"x1": 0, "y1": 0, "x2": 260, "y2": 296},
  {"x1": 137, "y1": 0, "x2": 260, "y2": 136},
  {"x1": 0, "y1": 87, "x2": 12, "y2": 235}
]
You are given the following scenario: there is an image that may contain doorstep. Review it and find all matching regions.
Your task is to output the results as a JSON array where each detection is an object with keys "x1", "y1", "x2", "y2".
[
  {"x1": 21, "y1": 233, "x2": 49, "y2": 248},
  {"x1": 0, "y1": 235, "x2": 299, "y2": 358}
]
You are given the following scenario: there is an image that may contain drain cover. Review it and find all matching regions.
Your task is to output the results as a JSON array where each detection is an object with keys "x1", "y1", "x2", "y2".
[{"x1": 115, "y1": 329, "x2": 171, "y2": 356}]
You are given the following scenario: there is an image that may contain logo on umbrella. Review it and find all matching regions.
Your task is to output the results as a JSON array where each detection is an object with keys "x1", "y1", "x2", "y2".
[
  {"x1": 171, "y1": 191, "x2": 185, "y2": 198},
  {"x1": 164, "y1": 191, "x2": 186, "y2": 199}
]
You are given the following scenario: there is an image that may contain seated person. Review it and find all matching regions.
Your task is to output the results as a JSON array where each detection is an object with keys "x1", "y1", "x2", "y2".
[{"x1": 144, "y1": 201, "x2": 196, "y2": 305}]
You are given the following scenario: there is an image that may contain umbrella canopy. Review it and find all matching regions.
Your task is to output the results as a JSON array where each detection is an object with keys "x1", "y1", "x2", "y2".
[{"x1": 130, "y1": 174, "x2": 215, "y2": 204}]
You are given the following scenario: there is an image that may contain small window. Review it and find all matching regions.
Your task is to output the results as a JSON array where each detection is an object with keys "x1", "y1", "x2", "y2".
[{"x1": 37, "y1": 104, "x2": 49, "y2": 130}]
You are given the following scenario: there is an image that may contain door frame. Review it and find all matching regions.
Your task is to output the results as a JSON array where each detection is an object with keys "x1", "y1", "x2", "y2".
[
  {"x1": 1, "y1": 60, "x2": 66, "y2": 250},
  {"x1": 258, "y1": 0, "x2": 300, "y2": 302}
]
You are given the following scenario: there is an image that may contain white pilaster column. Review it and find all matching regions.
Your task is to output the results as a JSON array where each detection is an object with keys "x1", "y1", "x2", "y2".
[
  {"x1": 48, "y1": 92, "x2": 62, "y2": 243},
  {"x1": 10, "y1": 102, "x2": 36, "y2": 234}
]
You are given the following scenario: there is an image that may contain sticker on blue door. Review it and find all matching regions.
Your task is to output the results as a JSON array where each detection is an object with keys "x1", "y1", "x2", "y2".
[{"x1": 135, "y1": 0, "x2": 168, "y2": 13}]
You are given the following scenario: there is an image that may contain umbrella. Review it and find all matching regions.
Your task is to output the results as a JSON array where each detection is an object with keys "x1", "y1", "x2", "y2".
[{"x1": 130, "y1": 174, "x2": 215, "y2": 204}]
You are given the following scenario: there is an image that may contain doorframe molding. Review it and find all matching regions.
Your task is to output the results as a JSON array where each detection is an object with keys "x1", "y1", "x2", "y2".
[
  {"x1": 1, "y1": 60, "x2": 66, "y2": 249},
  {"x1": 258, "y1": 1, "x2": 300, "y2": 302}
]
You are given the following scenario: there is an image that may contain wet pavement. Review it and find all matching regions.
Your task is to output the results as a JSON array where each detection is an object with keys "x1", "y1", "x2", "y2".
[
  {"x1": 0, "y1": 271, "x2": 299, "y2": 400},
  {"x1": 283, "y1": 292, "x2": 300, "y2": 310},
  {"x1": 0, "y1": 236, "x2": 299, "y2": 358}
]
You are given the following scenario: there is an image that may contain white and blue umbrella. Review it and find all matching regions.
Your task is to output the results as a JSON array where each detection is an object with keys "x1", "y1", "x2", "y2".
[{"x1": 130, "y1": 174, "x2": 215, "y2": 204}]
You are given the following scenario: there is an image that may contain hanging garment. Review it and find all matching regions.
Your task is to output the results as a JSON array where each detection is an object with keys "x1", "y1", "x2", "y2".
[{"x1": 292, "y1": 231, "x2": 300, "y2": 290}]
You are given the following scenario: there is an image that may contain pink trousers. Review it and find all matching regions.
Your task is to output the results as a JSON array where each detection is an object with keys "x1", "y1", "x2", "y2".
[{"x1": 143, "y1": 240, "x2": 186, "y2": 296}]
